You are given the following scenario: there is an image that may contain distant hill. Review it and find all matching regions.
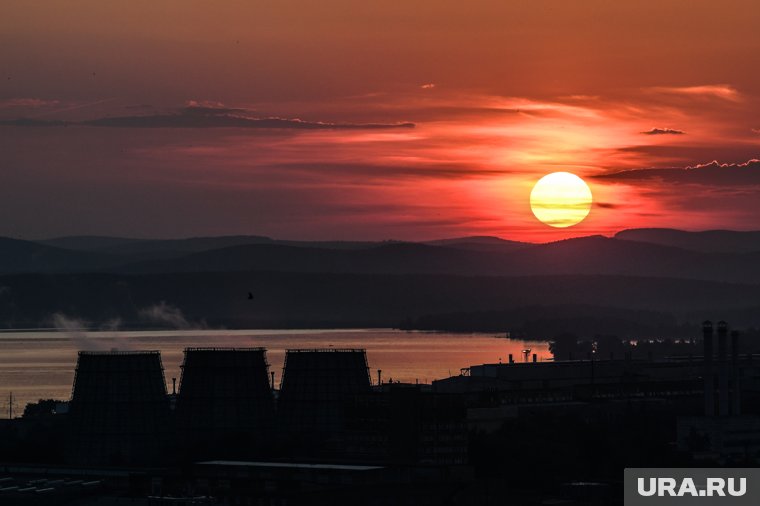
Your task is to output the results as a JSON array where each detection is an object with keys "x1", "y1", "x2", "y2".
[
  {"x1": 615, "y1": 228, "x2": 760, "y2": 253},
  {"x1": 120, "y1": 242, "x2": 487, "y2": 275},
  {"x1": 0, "y1": 237, "x2": 117, "y2": 274},
  {"x1": 400, "y1": 304, "x2": 687, "y2": 337},
  {"x1": 39, "y1": 236, "x2": 145, "y2": 251},
  {"x1": 39, "y1": 235, "x2": 278, "y2": 256},
  {"x1": 0, "y1": 231, "x2": 756, "y2": 284},
  {"x1": 2, "y1": 271, "x2": 760, "y2": 332},
  {"x1": 116, "y1": 235, "x2": 760, "y2": 283},
  {"x1": 4, "y1": 229, "x2": 760, "y2": 332},
  {"x1": 503, "y1": 235, "x2": 706, "y2": 278},
  {"x1": 424, "y1": 236, "x2": 530, "y2": 253},
  {"x1": 37, "y1": 235, "x2": 393, "y2": 256}
]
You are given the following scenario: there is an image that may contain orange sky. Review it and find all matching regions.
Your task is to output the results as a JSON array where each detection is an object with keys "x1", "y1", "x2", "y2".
[{"x1": 1, "y1": 1, "x2": 760, "y2": 241}]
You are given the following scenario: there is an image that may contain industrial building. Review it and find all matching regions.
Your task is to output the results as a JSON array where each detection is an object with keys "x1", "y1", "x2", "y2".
[
  {"x1": 63, "y1": 347, "x2": 376, "y2": 463},
  {"x1": 433, "y1": 321, "x2": 760, "y2": 411},
  {"x1": 344, "y1": 383, "x2": 470, "y2": 466},
  {"x1": 8, "y1": 325, "x2": 760, "y2": 504},
  {"x1": 66, "y1": 351, "x2": 170, "y2": 467},
  {"x1": 277, "y1": 348, "x2": 372, "y2": 453},
  {"x1": 676, "y1": 321, "x2": 760, "y2": 460},
  {"x1": 174, "y1": 347, "x2": 275, "y2": 459}
]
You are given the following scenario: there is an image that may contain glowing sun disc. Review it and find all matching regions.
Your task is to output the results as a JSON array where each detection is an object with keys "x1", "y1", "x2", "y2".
[{"x1": 530, "y1": 172, "x2": 593, "y2": 228}]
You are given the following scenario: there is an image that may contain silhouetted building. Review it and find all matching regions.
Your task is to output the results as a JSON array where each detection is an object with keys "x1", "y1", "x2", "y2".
[
  {"x1": 66, "y1": 351, "x2": 170, "y2": 466},
  {"x1": 174, "y1": 347, "x2": 275, "y2": 459},
  {"x1": 346, "y1": 383, "x2": 469, "y2": 466},
  {"x1": 434, "y1": 358, "x2": 707, "y2": 397},
  {"x1": 14, "y1": 331, "x2": 760, "y2": 503},
  {"x1": 277, "y1": 349, "x2": 371, "y2": 452},
  {"x1": 677, "y1": 322, "x2": 760, "y2": 460}
]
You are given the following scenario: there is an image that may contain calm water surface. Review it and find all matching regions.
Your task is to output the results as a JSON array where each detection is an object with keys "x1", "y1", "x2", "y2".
[{"x1": 0, "y1": 329, "x2": 550, "y2": 413}]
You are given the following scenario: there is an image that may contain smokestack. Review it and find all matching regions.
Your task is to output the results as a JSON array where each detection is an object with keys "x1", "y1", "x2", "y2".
[
  {"x1": 703, "y1": 320, "x2": 714, "y2": 416},
  {"x1": 732, "y1": 330, "x2": 741, "y2": 416},
  {"x1": 508, "y1": 354, "x2": 513, "y2": 364},
  {"x1": 377, "y1": 369, "x2": 382, "y2": 385},
  {"x1": 718, "y1": 321, "x2": 729, "y2": 416},
  {"x1": 532, "y1": 353, "x2": 537, "y2": 363},
  {"x1": 172, "y1": 377, "x2": 177, "y2": 395}
]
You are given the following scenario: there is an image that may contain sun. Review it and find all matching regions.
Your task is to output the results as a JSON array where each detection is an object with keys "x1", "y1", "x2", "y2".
[{"x1": 530, "y1": 172, "x2": 593, "y2": 228}]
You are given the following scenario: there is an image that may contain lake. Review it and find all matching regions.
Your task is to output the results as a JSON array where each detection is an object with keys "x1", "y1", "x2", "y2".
[{"x1": 0, "y1": 328, "x2": 551, "y2": 414}]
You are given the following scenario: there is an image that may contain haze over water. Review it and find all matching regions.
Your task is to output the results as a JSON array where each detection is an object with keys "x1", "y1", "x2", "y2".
[{"x1": 0, "y1": 329, "x2": 550, "y2": 413}]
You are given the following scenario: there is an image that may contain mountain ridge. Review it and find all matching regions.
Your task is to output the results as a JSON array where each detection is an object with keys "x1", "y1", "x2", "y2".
[
  {"x1": 615, "y1": 228, "x2": 760, "y2": 253},
  {"x1": 2, "y1": 229, "x2": 760, "y2": 284}
]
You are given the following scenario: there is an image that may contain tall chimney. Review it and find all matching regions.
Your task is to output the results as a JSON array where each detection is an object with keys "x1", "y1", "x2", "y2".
[
  {"x1": 731, "y1": 330, "x2": 741, "y2": 416},
  {"x1": 718, "y1": 321, "x2": 729, "y2": 417},
  {"x1": 703, "y1": 320, "x2": 714, "y2": 416}
]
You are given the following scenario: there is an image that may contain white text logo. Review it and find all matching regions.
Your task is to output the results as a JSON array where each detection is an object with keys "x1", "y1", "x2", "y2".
[{"x1": 637, "y1": 477, "x2": 746, "y2": 498}]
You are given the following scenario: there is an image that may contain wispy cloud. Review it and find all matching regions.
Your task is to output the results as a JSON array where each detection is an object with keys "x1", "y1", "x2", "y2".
[
  {"x1": 687, "y1": 159, "x2": 760, "y2": 170},
  {"x1": 185, "y1": 99, "x2": 228, "y2": 109},
  {"x1": 0, "y1": 98, "x2": 60, "y2": 108},
  {"x1": 646, "y1": 84, "x2": 740, "y2": 101},
  {"x1": 641, "y1": 127, "x2": 685, "y2": 135},
  {"x1": 272, "y1": 161, "x2": 508, "y2": 181},
  {"x1": 0, "y1": 118, "x2": 67, "y2": 127},
  {"x1": 597, "y1": 158, "x2": 760, "y2": 185},
  {"x1": 1, "y1": 102, "x2": 415, "y2": 130}
]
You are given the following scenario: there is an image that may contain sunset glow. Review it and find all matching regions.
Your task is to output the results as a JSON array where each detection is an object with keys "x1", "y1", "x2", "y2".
[{"x1": 1, "y1": 1, "x2": 759, "y2": 243}]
